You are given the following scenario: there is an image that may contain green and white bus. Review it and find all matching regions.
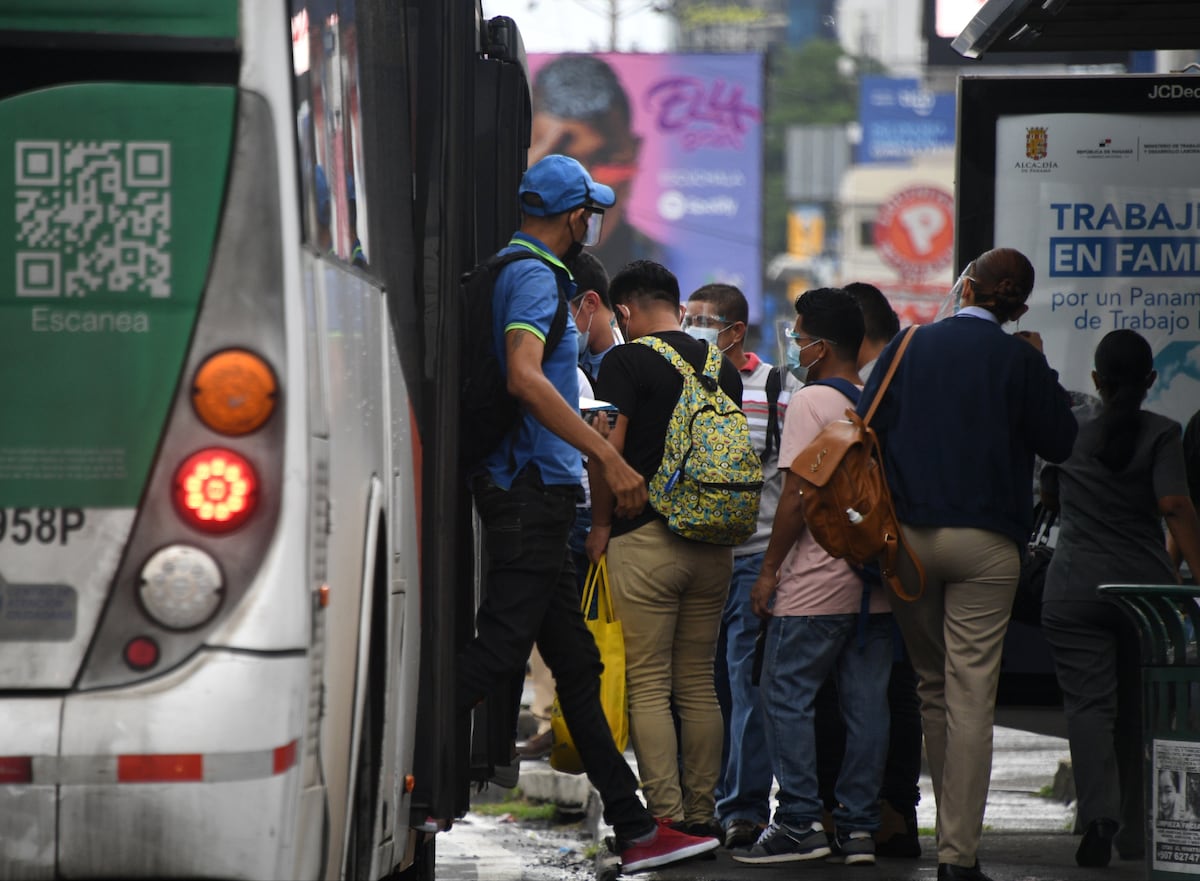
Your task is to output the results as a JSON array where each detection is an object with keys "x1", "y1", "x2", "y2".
[{"x1": 0, "y1": 1, "x2": 529, "y2": 877}]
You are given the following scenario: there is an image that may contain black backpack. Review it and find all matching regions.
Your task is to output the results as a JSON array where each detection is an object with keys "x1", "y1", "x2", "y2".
[{"x1": 459, "y1": 248, "x2": 569, "y2": 468}]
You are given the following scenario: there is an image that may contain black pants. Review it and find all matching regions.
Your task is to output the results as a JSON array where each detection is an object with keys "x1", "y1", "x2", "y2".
[{"x1": 456, "y1": 469, "x2": 653, "y2": 841}]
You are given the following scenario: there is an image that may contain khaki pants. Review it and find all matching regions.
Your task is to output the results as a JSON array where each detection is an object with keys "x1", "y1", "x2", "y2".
[
  {"x1": 890, "y1": 524, "x2": 1018, "y2": 868},
  {"x1": 608, "y1": 518, "x2": 733, "y2": 823}
]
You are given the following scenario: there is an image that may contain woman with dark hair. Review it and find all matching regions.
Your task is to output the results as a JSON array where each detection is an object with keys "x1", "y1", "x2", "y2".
[
  {"x1": 857, "y1": 246, "x2": 1078, "y2": 881},
  {"x1": 1041, "y1": 329, "x2": 1200, "y2": 868}
]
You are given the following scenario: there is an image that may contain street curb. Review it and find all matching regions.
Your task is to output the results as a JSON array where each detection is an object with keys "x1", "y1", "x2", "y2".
[{"x1": 517, "y1": 759, "x2": 615, "y2": 878}]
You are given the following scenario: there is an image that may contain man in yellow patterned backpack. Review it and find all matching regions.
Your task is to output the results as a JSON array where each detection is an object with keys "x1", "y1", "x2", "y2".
[{"x1": 586, "y1": 258, "x2": 761, "y2": 840}]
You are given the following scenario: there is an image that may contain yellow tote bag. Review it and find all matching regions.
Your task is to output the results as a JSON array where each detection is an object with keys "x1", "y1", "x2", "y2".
[{"x1": 549, "y1": 555, "x2": 629, "y2": 774}]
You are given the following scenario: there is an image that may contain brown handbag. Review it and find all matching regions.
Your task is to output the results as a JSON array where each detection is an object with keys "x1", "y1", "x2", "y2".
[{"x1": 791, "y1": 326, "x2": 925, "y2": 601}]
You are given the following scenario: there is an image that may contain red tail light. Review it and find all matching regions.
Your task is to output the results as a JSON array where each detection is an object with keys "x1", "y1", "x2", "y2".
[
  {"x1": 124, "y1": 636, "x2": 160, "y2": 671},
  {"x1": 173, "y1": 449, "x2": 258, "y2": 532}
]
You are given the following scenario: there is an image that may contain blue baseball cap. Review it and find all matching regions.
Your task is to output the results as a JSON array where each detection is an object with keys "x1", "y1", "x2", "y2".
[{"x1": 518, "y1": 154, "x2": 616, "y2": 217}]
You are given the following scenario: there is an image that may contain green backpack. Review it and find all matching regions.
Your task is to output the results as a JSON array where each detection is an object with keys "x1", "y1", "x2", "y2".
[{"x1": 639, "y1": 337, "x2": 764, "y2": 546}]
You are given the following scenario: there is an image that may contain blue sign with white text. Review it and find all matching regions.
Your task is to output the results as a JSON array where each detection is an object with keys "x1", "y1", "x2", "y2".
[{"x1": 857, "y1": 76, "x2": 956, "y2": 164}]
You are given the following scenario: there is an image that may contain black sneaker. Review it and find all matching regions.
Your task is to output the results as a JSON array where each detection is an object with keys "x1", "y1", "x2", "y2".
[
  {"x1": 828, "y1": 829, "x2": 875, "y2": 865},
  {"x1": 724, "y1": 818, "x2": 763, "y2": 849},
  {"x1": 670, "y1": 818, "x2": 724, "y2": 841},
  {"x1": 731, "y1": 821, "x2": 831, "y2": 863}
]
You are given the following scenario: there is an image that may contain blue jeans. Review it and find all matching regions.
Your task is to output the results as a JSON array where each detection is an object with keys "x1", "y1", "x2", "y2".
[
  {"x1": 761, "y1": 613, "x2": 892, "y2": 832},
  {"x1": 715, "y1": 553, "x2": 773, "y2": 825}
]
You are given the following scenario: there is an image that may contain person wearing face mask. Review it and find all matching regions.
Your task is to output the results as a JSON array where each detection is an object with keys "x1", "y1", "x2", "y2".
[
  {"x1": 460, "y1": 154, "x2": 721, "y2": 872},
  {"x1": 683, "y1": 284, "x2": 799, "y2": 850},
  {"x1": 739, "y1": 288, "x2": 893, "y2": 867},
  {"x1": 567, "y1": 251, "x2": 623, "y2": 382},
  {"x1": 811, "y1": 282, "x2": 924, "y2": 859},
  {"x1": 588, "y1": 260, "x2": 744, "y2": 841},
  {"x1": 564, "y1": 252, "x2": 624, "y2": 594},
  {"x1": 855, "y1": 247, "x2": 1077, "y2": 881},
  {"x1": 519, "y1": 253, "x2": 623, "y2": 762}
]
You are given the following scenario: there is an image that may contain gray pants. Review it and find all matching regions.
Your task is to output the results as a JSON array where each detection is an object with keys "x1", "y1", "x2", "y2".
[{"x1": 1042, "y1": 598, "x2": 1145, "y2": 855}]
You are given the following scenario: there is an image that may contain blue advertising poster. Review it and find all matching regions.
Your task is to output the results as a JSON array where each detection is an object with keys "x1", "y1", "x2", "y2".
[
  {"x1": 994, "y1": 111, "x2": 1200, "y2": 427},
  {"x1": 528, "y1": 53, "x2": 765, "y2": 322},
  {"x1": 857, "y1": 76, "x2": 956, "y2": 164}
]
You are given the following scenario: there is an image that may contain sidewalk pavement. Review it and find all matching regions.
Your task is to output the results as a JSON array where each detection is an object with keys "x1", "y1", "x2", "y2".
[{"x1": 514, "y1": 725, "x2": 1151, "y2": 881}]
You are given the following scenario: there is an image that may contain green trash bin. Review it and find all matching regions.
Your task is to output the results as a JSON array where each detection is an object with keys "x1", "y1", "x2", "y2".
[{"x1": 1098, "y1": 584, "x2": 1200, "y2": 879}]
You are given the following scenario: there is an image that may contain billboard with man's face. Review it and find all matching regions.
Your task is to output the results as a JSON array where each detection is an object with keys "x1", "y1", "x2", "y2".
[{"x1": 528, "y1": 53, "x2": 765, "y2": 323}]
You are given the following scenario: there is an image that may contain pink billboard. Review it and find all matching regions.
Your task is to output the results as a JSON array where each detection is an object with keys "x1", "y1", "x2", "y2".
[{"x1": 528, "y1": 53, "x2": 765, "y2": 322}]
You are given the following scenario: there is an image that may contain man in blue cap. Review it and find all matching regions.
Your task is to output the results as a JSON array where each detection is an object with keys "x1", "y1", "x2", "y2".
[{"x1": 455, "y1": 154, "x2": 720, "y2": 872}]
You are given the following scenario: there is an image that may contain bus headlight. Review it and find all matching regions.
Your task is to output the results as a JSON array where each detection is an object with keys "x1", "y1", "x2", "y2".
[{"x1": 138, "y1": 545, "x2": 224, "y2": 630}]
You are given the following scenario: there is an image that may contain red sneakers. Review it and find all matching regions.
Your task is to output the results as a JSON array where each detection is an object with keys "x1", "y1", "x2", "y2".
[{"x1": 619, "y1": 818, "x2": 720, "y2": 873}]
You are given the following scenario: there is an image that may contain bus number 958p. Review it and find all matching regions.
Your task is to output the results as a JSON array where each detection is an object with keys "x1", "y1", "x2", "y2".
[{"x1": 0, "y1": 508, "x2": 86, "y2": 545}]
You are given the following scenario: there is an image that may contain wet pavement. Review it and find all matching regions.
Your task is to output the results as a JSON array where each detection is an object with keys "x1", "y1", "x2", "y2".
[
  {"x1": 608, "y1": 834, "x2": 1146, "y2": 881},
  {"x1": 438, "y1": 725, "x2": 1154, "y2": 880}
]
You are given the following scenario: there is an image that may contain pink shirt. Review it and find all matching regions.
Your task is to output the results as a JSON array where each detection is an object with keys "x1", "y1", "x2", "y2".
[{"x1": 773, "y1": 384, "x2": 890, "y2": 617}]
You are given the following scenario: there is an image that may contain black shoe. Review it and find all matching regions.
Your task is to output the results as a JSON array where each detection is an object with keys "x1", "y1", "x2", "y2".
[
  {"x1": 669, "y1": 819, "x2": 724, "y2": 841},
  {"x1": 723, "y1": 818, "x2": 763, "y2": 849},
  {"x1": 1077, "y1": 817, "x2": 1118, "y2": 867},
  {"x1": 937, "y1": 861, "x2": 995, "y2": 881},
  {"x1": 875, "y1": 800, "x2": 921, "y2": 858}
]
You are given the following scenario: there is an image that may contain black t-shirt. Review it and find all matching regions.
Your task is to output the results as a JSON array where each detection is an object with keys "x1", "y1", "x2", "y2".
[{"x1": 595, "y1": 330, "x2": 743, "y2": 536}]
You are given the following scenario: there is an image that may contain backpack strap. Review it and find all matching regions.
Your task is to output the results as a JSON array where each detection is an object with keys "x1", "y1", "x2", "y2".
[
  {"x1": 807, "y1": 377, "x2": 861, "y2": 406},
  {"x1": 637, "y1": 335, "x2": 692, "y2": 375},
  {"x1": 490, "y1": 249, "x2": 570, "y2": 364},
  {"x1": 861, "y1": 325, "x2": 918, "y2": 427},
  {"x1": 762, "y1": 365, "x2": 783, "y2": 462},
  {"x1": 856, "y1": 325, "x2": 925, "y2": 603},
  {"x1": 637, "y1": 336, "x2": 725, "y2": 396},
  {"x1": 701, "y1": 339, "x2": 723, "y2": 381}
]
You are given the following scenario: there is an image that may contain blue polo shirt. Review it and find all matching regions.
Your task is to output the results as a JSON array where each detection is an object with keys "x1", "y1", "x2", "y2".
[{"x1": 483, "y1": 233, "x2": 582, "y2": 489}]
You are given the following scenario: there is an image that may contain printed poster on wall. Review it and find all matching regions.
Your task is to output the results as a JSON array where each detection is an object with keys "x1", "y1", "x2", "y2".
[
  {"x1": 994, "y1": 113, "x2": 1200, "y2": 426},
  {"x1": 1153, "y1": 739, "x2": 1200, "y2": 874},
  {"x1": 527, "y1": 53, "x2": 765, "y2": 323}
]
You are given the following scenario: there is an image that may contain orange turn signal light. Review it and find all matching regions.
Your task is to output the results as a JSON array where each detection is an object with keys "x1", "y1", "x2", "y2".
[{"x1": 192, "y1": 349, "x2": 278, "y2": 436}]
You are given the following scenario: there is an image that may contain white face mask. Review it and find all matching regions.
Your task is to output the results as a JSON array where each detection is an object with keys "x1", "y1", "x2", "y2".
[
  {"x1": 686, "y1": 326, "x2": 720, "y2": 347},
  {"x1": 572, "y1": 303, "x2": 594, "y2": 358}
]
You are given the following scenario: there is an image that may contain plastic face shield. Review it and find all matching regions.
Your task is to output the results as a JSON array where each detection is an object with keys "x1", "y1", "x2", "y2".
[
  {"x1": 933, "y1": 266, "x2": 975, "y2": 322},
  {"x1": 681, "y1": 312, "x2": 729, "y2": 331},
  {"x1": 774, "y1": 318, "x2": 796, "y2": 367},
  {"x1": 582, "y1": 209, "x2": 605, "y2": 246}
]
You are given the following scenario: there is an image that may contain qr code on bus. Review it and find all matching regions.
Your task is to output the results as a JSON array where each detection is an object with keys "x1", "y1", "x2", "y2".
[{"x1": 14, "y1": 140, "x2": 172, "y2": 299}]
